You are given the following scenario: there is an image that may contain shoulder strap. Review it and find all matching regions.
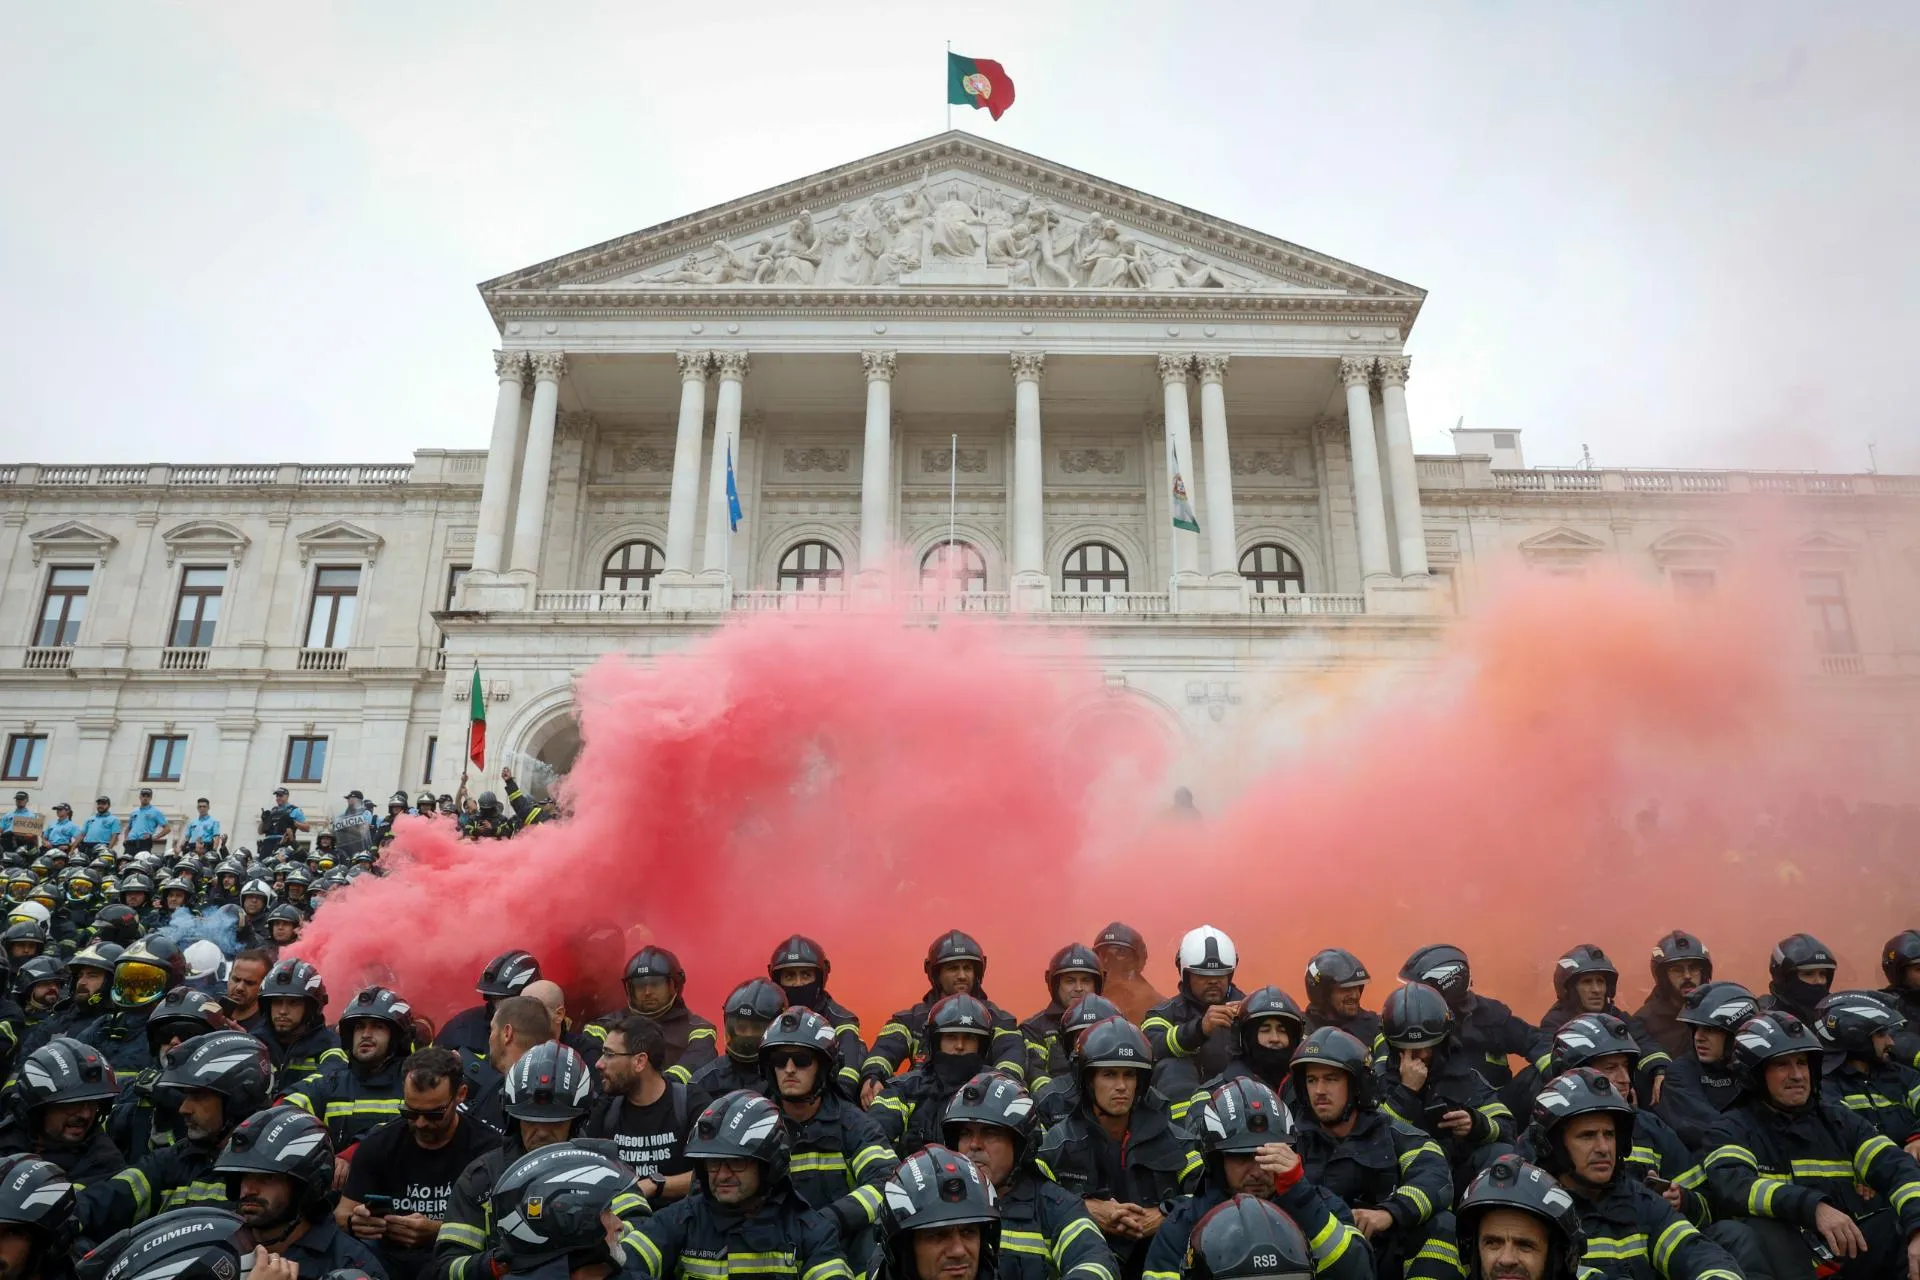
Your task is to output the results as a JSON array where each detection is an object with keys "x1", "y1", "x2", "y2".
[{"x1": 670, "y1": 1081, "x2": 691, "y2": 1135}]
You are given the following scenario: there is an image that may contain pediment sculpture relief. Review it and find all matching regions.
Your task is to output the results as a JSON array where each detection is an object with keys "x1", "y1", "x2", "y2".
[{"x1": 632, "y1": 175, "x2": 1285, "y2": 293}]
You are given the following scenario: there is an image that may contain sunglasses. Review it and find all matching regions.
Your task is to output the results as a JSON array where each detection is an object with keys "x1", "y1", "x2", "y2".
[
  {"x1": 765, "y1": 1049, "x2": 817, "y2": 1072},
  {"x1": 401, "y1": 1102, "x2": 456, "y2": 1122}
]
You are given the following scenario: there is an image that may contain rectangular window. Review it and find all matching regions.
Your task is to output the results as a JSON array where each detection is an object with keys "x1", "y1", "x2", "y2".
[
  {"x1": 2, "y1": 734, "x2": 48, "y2": 782},
  {"x1": 35, "y1": 567, "x2": 92, "y2": 647},
  {"x1": 1802, "y1": 572, "x2": 1856, "y2": 654},
  {"x1": 439, "y1": 565, "x2": 470, "y2": 649},
  {"x1": 1493, "y1": 433, "x2": 1517, "y2": 449},
  {"x1": 423, "y1": 735, "x2": 438, "y2": 785},
  {"x1": 143, "y1": 735, "x2": 188, "y2": 783},
  {"x1": 1670, "y1": 569, "x2": 1717, "y2": 603},
  {"x1": 284, "y1": 736, "x2": 328, "y2": 785},
  {"x1": 171, "y1": 567, "x2": 226, "y2": 647},
  {"x1": 305, "y1": 567, "x2": 360, "y2": 648}
]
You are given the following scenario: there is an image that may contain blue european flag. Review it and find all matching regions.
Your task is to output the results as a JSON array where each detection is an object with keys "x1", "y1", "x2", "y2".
[{"x1": 725, "y1": 438, "x2": 742, "y2": 532}]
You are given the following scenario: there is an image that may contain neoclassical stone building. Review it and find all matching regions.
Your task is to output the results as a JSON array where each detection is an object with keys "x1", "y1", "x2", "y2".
[{"x1": 3, "y1": 133, "x2": 1916, "y2": 827}]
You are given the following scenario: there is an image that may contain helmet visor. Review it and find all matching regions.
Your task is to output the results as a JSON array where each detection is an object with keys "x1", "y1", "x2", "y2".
[{"x1": 112, "y1": 961, "x2": 171, "y2": 1007}]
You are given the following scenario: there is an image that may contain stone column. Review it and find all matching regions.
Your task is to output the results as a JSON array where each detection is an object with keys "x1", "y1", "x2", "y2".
[
  {"x1": 1009, "y1": 352, "x2": 1049, "y2": 608},
  {"x1": 473, "y1": 351, "x2": 527, "y2": 575},
  {"x1": 507, "y1": 353, "x2": 566, "y2": 578},
  {"x1": 1377, "y1": 355, "x2": 1429, "y2": 577},
  {"x1": 1341, "y1": 357, "x2": 1392, "y2": 582},
  {"x1": 1196, "y1": 354, "x2": 1240, "y2": 578},
  {"x1": 663, "y1": 351, "x2": 711, "y2": 573},
  {"x1": 859, "y1": 351, "x2": 897, "y2": 575},
  {"x1": 1159, "y1": 355, "x2": 1202, "y2": 581},
  {"x1": 702, "y1": 352, "x2": 748, "y2": 577}
]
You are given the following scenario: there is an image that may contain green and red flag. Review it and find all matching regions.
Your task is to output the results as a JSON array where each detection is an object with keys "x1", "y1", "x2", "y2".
[
  {"x1": 467, "y1": 663, "x2": 487, "y2": 770},
  {"x1": 948, "y1": 52, "x2": 1015, "y2": 120}
]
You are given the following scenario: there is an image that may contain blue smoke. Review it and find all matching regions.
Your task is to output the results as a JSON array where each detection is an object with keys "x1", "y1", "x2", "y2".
[{"x1": 157, "y1": 905, "x2": 241, "y2": 956}]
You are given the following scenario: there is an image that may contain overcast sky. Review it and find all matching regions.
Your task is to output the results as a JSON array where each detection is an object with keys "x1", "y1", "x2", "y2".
[{"x1": 3, "y1": 2, "x2": 1915, "y2": 472}]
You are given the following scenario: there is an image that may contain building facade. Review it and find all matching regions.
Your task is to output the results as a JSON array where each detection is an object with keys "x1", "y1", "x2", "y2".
[{"x1": 4, "y1": 133, "x2": 1917, "y2": 830}]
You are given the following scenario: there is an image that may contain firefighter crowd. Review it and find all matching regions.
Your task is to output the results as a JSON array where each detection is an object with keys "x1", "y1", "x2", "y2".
[{"x1": 0, "y1": 820, "x2": 1912, "y2": 1280}]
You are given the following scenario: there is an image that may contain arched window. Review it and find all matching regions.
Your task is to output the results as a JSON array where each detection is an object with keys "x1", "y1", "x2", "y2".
[
  {"x1": 778, "y1": 540, "x2": 844, "y2": 592},
  {"x1": 601, "y1": 541, "x2": 664, "y2": 592},
  {"x1": 1240, "y1": 543, "x2": 1306, "y2": 595},
  {"x1": 1062, "y1": 542, "x2": 1129, "y2": 594},
  {"x1": 920, "y1": 540, "x2": 987, "y2": 593}
]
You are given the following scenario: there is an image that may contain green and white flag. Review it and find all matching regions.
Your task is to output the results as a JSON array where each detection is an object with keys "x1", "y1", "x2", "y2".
[{"x1": 1169, "y1": 437, "x2": 1200, "y2": 533}]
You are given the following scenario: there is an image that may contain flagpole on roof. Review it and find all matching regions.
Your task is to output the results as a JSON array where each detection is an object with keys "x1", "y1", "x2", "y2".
[{"x1": 946, "y1": 42, "x2": 952, "y2": 131}]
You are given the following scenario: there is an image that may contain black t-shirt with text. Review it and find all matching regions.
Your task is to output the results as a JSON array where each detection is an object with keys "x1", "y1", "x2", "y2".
[
  {"x1": 346, "y1": 1116, "x2": 500, "y2": 1279},
  {"x1": 610, "y1": 1089, "x2": 696, "y2": 1181}
]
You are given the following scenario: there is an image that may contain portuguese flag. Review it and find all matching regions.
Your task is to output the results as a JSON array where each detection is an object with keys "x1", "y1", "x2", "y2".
[
  {"x1": 467, "y1": 662, "x2": 487, "y2": 770},
  {"x1": 948, "y1": 52, "x2": 1015, "y2": 121}
]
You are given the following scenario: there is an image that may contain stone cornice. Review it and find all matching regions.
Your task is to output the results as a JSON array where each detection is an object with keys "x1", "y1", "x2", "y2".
[
  {"x1": 485, "y1": 287, "x2": 1419, "y2": 326},
  {"x1": 479, "y1": 131, "x2": 1425, "y2": 316}
]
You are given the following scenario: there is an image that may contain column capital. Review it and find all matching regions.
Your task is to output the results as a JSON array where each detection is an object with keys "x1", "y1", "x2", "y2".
[
  {"x1": 860, "y1": 350, "x2": 897, "y2": 382},
  {"x1": 1157, "y1": 353, "x2": 1192, "y2": 386},
  {"x1": 529, "y1": 352, "x2": 568, "y2": 383},
  {"x1": 1377, "y1": 355, "x2": 1411, "y2": 387},
  {"x1": 675, "y1": 350, "x2": 712, "y2": 381},
  {"x1": 1338, "y1": 356, "x2": 1376, "y2": 388},
  {"x1": 493, "y1": 350, "x2": 529, "y2": 381},
  {"x1": 556, "y1": 412, "x2": 594, "y2": 442},
  {"x1": 1010, "y1": 351, "x2": 1046, "y2": 383},
  {"x1": 1195, "y1": 353, "x2": 1230, "y2": 385},
  {"x1": 714, "y1": 350, "x2": 751, "y2": 381}
]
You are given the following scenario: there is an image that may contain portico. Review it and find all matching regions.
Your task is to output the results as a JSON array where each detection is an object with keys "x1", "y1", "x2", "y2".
[{"x1": 455, "y1": 129, "x2": 1440, "y2": 618}]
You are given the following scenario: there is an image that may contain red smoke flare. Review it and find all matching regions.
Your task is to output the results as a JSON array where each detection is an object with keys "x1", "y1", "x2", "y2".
[{"x1": 298, "y1": 563, "x2": 1918, "y2": 1042}]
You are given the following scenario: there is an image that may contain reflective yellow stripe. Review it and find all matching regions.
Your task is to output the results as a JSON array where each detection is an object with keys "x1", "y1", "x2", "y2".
[
  {"x1": 1142, "y1": 1016, "x2": 1182, "y2": 1055},
  {"x1": 1054, "y1": 1216, "x2": 1101, "y2": 1262},
  {"x1": 1393, "y1": 1183, "x2": 1433, "y2": 1222},
  {"x1": 1747, "y1": 1176, "x2": 1782, "y2": 1216},
  {"x1": 688, "y1": 1027, "x2": 716, "y2": 1042},
  {"x1": 1787, "y1": 1158, "x2": 1855, "y2": 1179},
  {"x1": 1652, "y1": 1219, "x2": 1698, "y2": 1271},
  {"x1": 1414, "y1": 1237, "x2": 1459, "y2": 1264},
  {"x1": 850, "y1": 1144, "x2": 893, "y2": 1178},
  {"x1": 1853, "y1": 1133, "x2": 1896, "y2": 1179},
  {"x1": 1704, "y1": 1144, "x2": 1757, "y2": 1170},
  {"x1": 801, "y1": 1262, "x2": 852, "y2": 1280},
  {"x1": 1398, "y1": 1140, "x2": 1443, "y2": 1171},
  {"x1": 630, "y1": 1231, "x2": 663, "y2": 1274},
  {"x1": 113, "y1": 1167, "x2": 153, "y2": 1220},
  {"x1": 1002, "y1": 1230, "x2": 1050, "y2": 1257},
  {"x1": 1582, "y1": 1233, "x2": 1649, "y2": 1261},
  {"x1": 439, "y1": 1222, "x2": 487, "y2": 1249},
  {"x1": 1892, "y1": 1181, "x2": 1920, "y2": 1213},
  {"x1": 1179, "y1": 1150, "x2": 1203, "y2": 1183}
]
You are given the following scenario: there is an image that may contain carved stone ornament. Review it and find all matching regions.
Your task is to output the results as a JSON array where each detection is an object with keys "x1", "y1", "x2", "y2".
[
  {"x1": 493, "y1": 350, "x2": 529, "y2": 380},
  {"x1": 529, "y1": 352, "x2": 568, "y2": 382},
  {"x1": 1010, "y1": 351, "x2": 1046, "y2": 382},
  {"x1": 555, "y1": 412, "x2": 594, "y2": 442},
  {"x1": 713, "y1": 351, "x2": 751, "y2": 379},
  {"x1": 861, "y1": 350, "x2": 897, "y2": 382},
  {"x1": 1231, "y1": 450, "x2": 1298, "y2": 478},
  {"x1": 1060, "y1": 449, "x2": 1125, "y2": 475},
  {"x1": 675, "y1": 351, "x2": 712, "y2": 380},
  {"x1": 1157, "y1": 353, "x2": 1192, "y2": 385},
  {"x1": 610, "y1": 442, "x2": 674, "y2": 473},
  {"x1": 785, "y1": 447, "x2": 850, "y2": 473},
  {"x1": 1376, "y1": 355, "x2": 1412, "y2": 386},
  {"x1": 629, "y1": 176, "x2": 1268, "y2": 294},
  {"x1": 924, "y1": 448, "x2": 988, "y2": 474},
  {"x1": 1337, "y1": 356, "x2": 1375, "y2": 387},
  {"x1": 1195, "y1": 353, "x2": 1230, "y2": 384}
]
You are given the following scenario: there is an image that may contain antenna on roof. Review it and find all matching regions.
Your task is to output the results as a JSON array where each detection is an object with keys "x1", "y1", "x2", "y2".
[
  {"x1": 1579, "y1": 443, "x2": 1596, "y2": 470},
  {"x1": 1867, "y1": 438, "x2": 1880, "y2": 474}
]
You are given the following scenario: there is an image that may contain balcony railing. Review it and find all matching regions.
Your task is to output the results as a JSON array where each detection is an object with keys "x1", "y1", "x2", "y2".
[
  {"x1": 732, "y1": 591, "x2": 849, "y2": 612},
  {"x1": 296, "y1": 648, "x2": 348, "y2": 672},
  {"x1": 0, "y1": 462, "x2": 414, "y2": 486},
  {"x1": 159, "y1": 647, "x2": 210, "y2": 671},
  {"x1": 1049, "y1": 592, "x2": 1171, "y2": 614},
  {"x1": 1250, "y1": 592, "x2": 1366, "y2": 615},
  {"x1": 905, "y1": 591, "x2": 1011, "y2": 614},
  {"x1": 21, "y1": 647, "x2": 71, "y2": 670},
  {"x1": 1819, "y1": 653, "x2": 1865, "y2": 676},
  {"x1": 532, "y1": 590, "x2": 653, "y2": 612}
]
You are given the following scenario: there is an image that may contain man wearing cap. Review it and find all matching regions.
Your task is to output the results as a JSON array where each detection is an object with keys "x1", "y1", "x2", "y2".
[
  {"x1": 333, "y1": 791, "x2": 375, "y2": 856},
  {"x1": 259, "y1": 787, "x2": 309, "y2": 858},
  {"x1": 80, "y1": 797, "x2": 123, "y2": 850},
  {"x1": 124, "y1": 789, "x2": 170, "y2": 856},
  {"x1": 182, "y1": 798, "x2": 222, "y2": 852},
  {"x1": 41, "y1": 803, "x2": 78, "y2": 852},
  {"x1": 0, "y1": 792, "x2": 39, "y2": 854}
]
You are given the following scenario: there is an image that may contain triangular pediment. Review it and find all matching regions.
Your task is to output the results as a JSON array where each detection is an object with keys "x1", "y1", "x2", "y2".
[
  {"x1": 1795, "y1": 529, "x2": 1858, "y2": 552},
  {"x1": 294, "y1": 520, "x2": 384, "y2": 565},
  {"x1": 161, "y1": 519, "x2": 251, "y2": 566},
  {"x1": 1649, "y1": 527, "x2": 1735, "y2": 565},
  {"x1": 28, "y1": 520, "x2": 117, "y2": 564},
  {"x1": 1519, "y1": 527, "x2": 1608, "y2": 556},
  {"x1": 481, "y1": 133, "x2": 1424, "y2": 317}
]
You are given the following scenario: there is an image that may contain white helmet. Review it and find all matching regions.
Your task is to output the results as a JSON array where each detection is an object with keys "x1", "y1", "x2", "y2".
[
  {"x1": 6, "y1": 901, "x2": 51, "y2": 929},
  {"x1": 1177, "y1": 925, "x2": 1238, "y2": 978},
  {"x1": 183, "y1": 938, "x2": 226, "y2": 980}
]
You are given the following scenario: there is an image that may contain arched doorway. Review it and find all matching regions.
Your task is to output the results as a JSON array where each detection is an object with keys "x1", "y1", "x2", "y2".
[{"x1": 508, "y1": 711, "x2": 581, "y2": 800}]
